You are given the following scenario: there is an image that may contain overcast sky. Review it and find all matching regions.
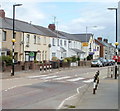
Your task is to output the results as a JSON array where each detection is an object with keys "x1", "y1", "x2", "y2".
[{"x1": 0, "y1": 0, "x2": 120, "y2": 44}]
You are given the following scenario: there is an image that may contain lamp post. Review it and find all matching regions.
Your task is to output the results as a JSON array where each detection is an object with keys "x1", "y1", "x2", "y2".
[
  {"x1": 108, "y1": 8, "x2": 118, "y2": 79},
  {"x1": 11, "y1": 4, "x2": 22, "y2": 76},
  {"x1": 85, "y1": 26, "x2": 97, "y2": 59}
]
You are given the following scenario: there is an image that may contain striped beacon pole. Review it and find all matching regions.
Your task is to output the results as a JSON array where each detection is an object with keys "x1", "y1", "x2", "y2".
[
  {"x1": 47, "y1": 64, "x2": 49, "y2": 71},
  {"x1": 40, "y1": 65, "x2": 43, "y2": 72},
  {"x1": 44, "y1": 65, "x2": 46, "y2": 73},
  {"x1": 49, "y1": 64, "x2": 52, "y2": 72},
  {"x1": 11, "y1": 38, "x2": 16, "y2": 76}
]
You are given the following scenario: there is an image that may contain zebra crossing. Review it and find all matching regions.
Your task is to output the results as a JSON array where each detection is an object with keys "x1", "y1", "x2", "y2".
[{"x1": 26, "y1": 74, "x2": 93, "y2": 83}]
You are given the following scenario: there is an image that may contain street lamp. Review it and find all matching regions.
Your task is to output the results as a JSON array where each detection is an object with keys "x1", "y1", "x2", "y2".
[
  {"x1": 11, "y1": 4, "x2": 22, "y2": 76},
  {"x1": 86, "y1": 26, "x2": 97, "y2": 44},
  {"x1": 108, "y1": 7, "x2": 118, "y2": 79},
  {"x1": 85, "y1": 26, "x2": 97, "y2": 59}
]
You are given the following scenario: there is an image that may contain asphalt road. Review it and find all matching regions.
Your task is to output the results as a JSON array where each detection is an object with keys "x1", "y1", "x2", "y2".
[{"x1": 1, "y1": 67, "x2": 108, "y2": 109}]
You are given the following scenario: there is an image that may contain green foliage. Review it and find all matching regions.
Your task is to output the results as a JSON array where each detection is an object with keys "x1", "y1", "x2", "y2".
[
  {"x1": 0, "y1": 56, "x2": 12, "y2": 66},
  {"x1": 34, "y1": 60, "x2": 38, "y2": 63},
  {"x1": 64, "y1": 57, "x2": 72, "y2": 62},
  {"x1": 63, "y1": 58, "x2": 68, "y2": 63},
  {"x1": 77, "y1": 57, "x2": 80, "y2": 61},
  {"x1": 71, "y1": 56, "x2": 77, "y2": 62},
  {"x1": 87, "y1": 55, "x2": 92, "y2": 60},
  {"x1": 52, "y1": 56, "x2": 58, "y2": 61}
]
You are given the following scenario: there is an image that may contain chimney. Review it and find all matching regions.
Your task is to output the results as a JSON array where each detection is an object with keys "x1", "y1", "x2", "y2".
[
  {"x1": 97, "y1": 37, "x2": 102, "y2": 41},
  {"x1": 103, "y1": 39, "x2": 108, "y2": 43},
  {"x1": 48, "y1": 24, "x2": 55, "y2": 31},
  {"x1": 0, "y1": 10, "x2": 5, "y2": 18}
]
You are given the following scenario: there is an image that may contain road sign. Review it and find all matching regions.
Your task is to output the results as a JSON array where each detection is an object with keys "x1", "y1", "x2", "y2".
[
  {"x1": 82, "y1": 42, "x2": 88, "y2": 47},
  {"x1": 29, "y1": 52, "x2": 34, "y2": 57}
]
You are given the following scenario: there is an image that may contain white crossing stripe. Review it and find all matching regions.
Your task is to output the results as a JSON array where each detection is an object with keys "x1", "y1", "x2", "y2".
[
  {"x1": 27, "y1": 75, "x2": 47, "y2": 79},
  {"x1": 67, "y1": 77, "x2": 84, "y2": 82},
  {"x1": 53, "y1": 76, "x2": 71, "y2": 80},
  {"x1": 83, "y1": 79, "x2": 94, "y2": 83},
  {"x1": 40, "y1": 76, "x2": 58, "y2": 80}
]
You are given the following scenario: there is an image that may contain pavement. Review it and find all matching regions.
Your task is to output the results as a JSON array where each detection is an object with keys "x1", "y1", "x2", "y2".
[{"x1": 59, "y1": 77, "x2": 119, "y2": 110}]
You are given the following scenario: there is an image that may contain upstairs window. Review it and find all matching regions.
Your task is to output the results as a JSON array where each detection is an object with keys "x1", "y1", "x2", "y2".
[
  {"x1": 60, "y1": 40, "x2": 62, "y2": 46},
  {"x1": 37, "y1": 37, "x2": 41, "y2": 44},
  {"x1": 57, "y1": 39, "x2": 59, "y2": 46},
  {"x1": 64, "y1": 40, "x2": 66, "y2": 46},
  {"x1": 34, "y1": 35, "x2": 36, "y2": 44},
  {"x1": 52, "y1": 38, "x2": 55, "y2": 46},
  {"x1": 26, "y1": 34, "x2": 30, "y2": 44},
  {"x1": 3, "y1": 31, "x2": 6, "y2": 41}
]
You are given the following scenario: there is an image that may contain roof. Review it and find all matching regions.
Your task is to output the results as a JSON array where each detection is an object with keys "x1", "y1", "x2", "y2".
[
  {"x1": 95, "y1": 39, "x2": 115, "y2": 48},
  {"x1": 0, "y1": 17, "x2": 46, "y2": 35},
  {"x1": 33, "y1": 25, "x2": 57, "y2": 37},
  {"x1": 71, "y1": 34, "x2": 93, "y2": 42}
]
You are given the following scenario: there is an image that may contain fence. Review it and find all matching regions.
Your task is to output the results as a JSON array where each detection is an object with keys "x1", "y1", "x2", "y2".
[
  {"x1": 107, "y1": 65, "x2": 120, "y2": 78},
  {"x1": 2, "y1": 61, "x2": 91, "y2": 73}
]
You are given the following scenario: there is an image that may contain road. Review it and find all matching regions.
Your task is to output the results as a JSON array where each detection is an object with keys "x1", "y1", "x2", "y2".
[{"x1": 1, "y1": 67, "x2": 108, "y2": 109}]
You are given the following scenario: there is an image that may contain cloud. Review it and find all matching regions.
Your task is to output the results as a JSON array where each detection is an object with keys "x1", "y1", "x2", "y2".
[{"x1": 1, "y1": 0, "x2": 119, "y2": 3}]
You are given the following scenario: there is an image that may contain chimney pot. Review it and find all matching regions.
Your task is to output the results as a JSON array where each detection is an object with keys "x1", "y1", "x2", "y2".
[
  {"x1": 97, "y1": 37, "x2": 102, "y2": 41},
  {"x1": 0, "y1": 10, "x2": 5, "y2": 18},
  {"x1": 48, "y1": 24, "x2": 55, "y2": 31}
]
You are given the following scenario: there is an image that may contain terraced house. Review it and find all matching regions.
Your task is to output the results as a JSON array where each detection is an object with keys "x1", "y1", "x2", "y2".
[
  {"x1": 0, "y1": 10, "x2": 50, "y2": 62},
  {"x1": 0, "y1": 9, "x2": 102, "y2": 62}
]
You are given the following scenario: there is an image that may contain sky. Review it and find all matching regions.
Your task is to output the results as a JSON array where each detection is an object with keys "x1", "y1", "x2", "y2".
[{"x1": 0, "y1": 0, "x2": 120, "y2": 44}]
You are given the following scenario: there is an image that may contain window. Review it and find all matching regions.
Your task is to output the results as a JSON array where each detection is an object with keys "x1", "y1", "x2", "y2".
[
  {"x1": 42, "y1": 51, "x2": 44, "y2": 60},
  {"x1": 37, "y1": 37, "x2": 41, "y2": 44},
  {"x1": 44, "y1": 37, "x2": 46, "y2": 44},
  {"x1": 45, "y1": 51, "x2": 47, "y2": 60},
  {"x1": 60, "y1": 40, "x2": 62, "y2": 46},
  {"x1": 26, "y1": 34, "x2": 30, "y2": 44},
  {"x1": 64, "y1": 40, "x2": 66, "y2": 46},
  {"x1": 3, "y1": 31, "x2": 6, "y2": 41},
  {"x1": 57, "y1": 39, "x2": 59, "y2": 46},
  {"x1": 34, "y1": 35, "x2": 36, "y2": 44},
  {"x1": 97, "y1": 47, "x2": 99, "y2": 51},
  {"x1": 52, "y1": 52, "x2": 56, "y2": 57},
  {"x1": 52, "y1": 38, "x2": 55, "y2": 46}
]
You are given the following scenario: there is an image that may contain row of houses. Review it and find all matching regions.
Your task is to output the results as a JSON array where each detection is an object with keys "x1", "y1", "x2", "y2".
[{"x1": 0, "y1": 10, "x2": 117, "y2": 62}]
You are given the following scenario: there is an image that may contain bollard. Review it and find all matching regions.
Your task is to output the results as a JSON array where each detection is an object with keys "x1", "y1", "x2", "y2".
[
  {"x1": 40, "y1": 65, "x2": 42, "y2": 72},
  {"x1": 49, "y1": 64, "x2": 52, "y2": 72},
  {"x1": 115, "y1": 65, "x2": 117, "y2": 79},
  {"x1": 44, "y1": 65, "x2": 46, "y2": 73},
  {"x1": 93, "y1": 70, "x2": 100, "y2": 94}
]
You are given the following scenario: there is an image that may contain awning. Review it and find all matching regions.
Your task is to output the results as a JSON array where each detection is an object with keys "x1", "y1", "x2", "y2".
[
  {"x1": 57, "y1": 47, "x2": 66, "y2": 52},
  {"x1": 0, "y1": 48, "x2": 10, "y2": 51},
  {"x1": 70, "y1": 48, "x2": 85, "y2": 53}
]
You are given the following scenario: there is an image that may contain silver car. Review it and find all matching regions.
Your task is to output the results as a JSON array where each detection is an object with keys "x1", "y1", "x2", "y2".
[{"x1": 91, "y1": 59, "x2": 103, "y2": 67}]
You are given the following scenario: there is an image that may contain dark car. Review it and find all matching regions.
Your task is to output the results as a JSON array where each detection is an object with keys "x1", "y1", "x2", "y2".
[
  {"x1": 91, "y1": 59, "x2": 103, "y2": 67},
  {"x1": 98, "y1": 57, "x2": 107, "y2": 66}
]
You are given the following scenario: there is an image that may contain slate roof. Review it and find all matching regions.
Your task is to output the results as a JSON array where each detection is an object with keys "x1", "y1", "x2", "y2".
[
  {"x1": 95, "y1": 39, "x2": 115, "y2": 48},
  {"x1": 0, "y1": 17, "x2": 46, "y2": 35},
  {"x1": 72, "y1": 34, "x2": 93, "y2": 42},
  {"x1": 0, "y1": 17, "x2": 93, "y2": 42}
]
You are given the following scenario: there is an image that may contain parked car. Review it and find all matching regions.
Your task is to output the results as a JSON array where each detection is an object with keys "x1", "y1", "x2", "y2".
[
  {"x1": 91, "y1": 59, "x2": 103, "y2": 67},
  {"x1": 98, "y1": 57, "x2": 107, "y2": 66}
]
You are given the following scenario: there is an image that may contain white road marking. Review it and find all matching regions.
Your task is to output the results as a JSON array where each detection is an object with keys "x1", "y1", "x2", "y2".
[
  {"x1": 40, "y1": 76, "x2": 58, "y2": 80},
  {"x1": 57, "y1": 84, "x2": 87, "y2": 109},
  {"x1": 67, "y1": 77, "x2": 84, "y2": 82},
  {"x1": 53, "y1": 76, "x2": 71, "y2": 80},
  {"x1": 27, "y1": 75, "x2": 47, "y2": 79},
  {"x1": 3, "y1": 84, "x2": 33, "y2": 92},
  {"x1": 83, "y1": 79, "x2": 93, "y2": 83}
]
